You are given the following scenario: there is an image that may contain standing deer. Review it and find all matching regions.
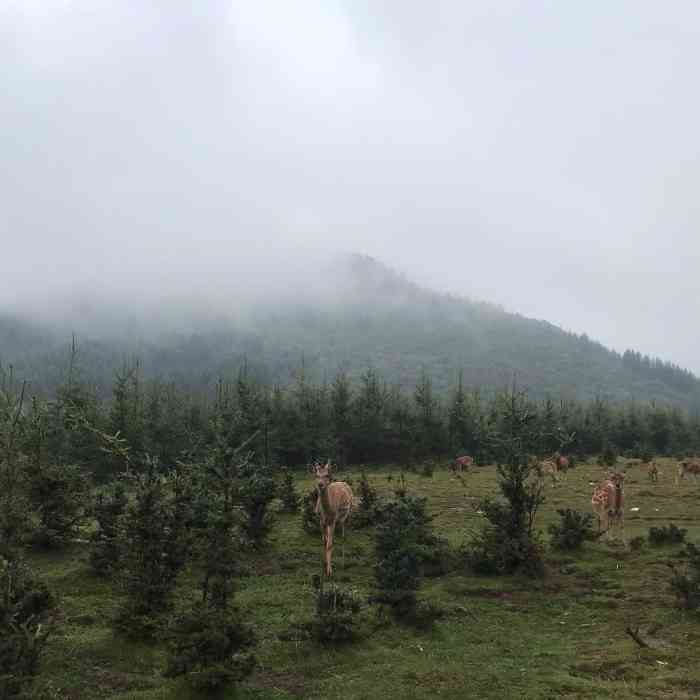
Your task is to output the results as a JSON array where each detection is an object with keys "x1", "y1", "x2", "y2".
[
  {"x1": 591, "y1": 471, "x2": 626, "y2": 540},
  {"x1": 450, "y1": 455, "x2": 473, "y2": 474},
  {"x1": 312, "y1": 461, "x2": 353, "y2": 577},
  {"x1": 553, "y1": 451, "x2": 570, "y2": 472},
  {"x1": 646, "y1": 461, "x2": 659, "y2": 482},
  {"x1": 676, "y1": 458, "x2": 700, "y2": 486}
]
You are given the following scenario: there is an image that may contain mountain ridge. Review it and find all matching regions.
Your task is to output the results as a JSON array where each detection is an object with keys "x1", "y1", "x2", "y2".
[{"x1": 1, "y1": 253, "x2": 698, "y2": 408}]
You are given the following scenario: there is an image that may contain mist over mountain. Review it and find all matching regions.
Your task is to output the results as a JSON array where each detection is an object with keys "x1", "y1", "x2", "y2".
[{"x1": 2, "y1": 252, "x2": 698, "y2": 409}]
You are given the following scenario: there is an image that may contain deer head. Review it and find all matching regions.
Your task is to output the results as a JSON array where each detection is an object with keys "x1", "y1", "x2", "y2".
[{"x1": 312, "y1": 461, "x2": 332, "y2": 491}]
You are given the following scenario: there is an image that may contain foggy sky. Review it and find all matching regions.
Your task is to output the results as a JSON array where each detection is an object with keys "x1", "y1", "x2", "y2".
[{"x1": 2, "y1": 2, "x2": 700, "y2": 371}]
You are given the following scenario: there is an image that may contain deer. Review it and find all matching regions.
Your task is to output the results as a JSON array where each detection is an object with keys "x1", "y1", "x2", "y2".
[
  {"x1": 676, "y1": 458, "x2": 700, "y2": 486},
  {"x1": 553, "y1": 451, "x2": 569, "y2": 472},
  {"x1": 591, "y1": 471, "x2": 625, "y2": 541},
  {"x1": 450, "y1": 455, "x2": 473, "y2": 474},
  {"x1": 312, "y1": 461, "x2": 354, "y2": 577},
  {"x1": 538, "y1": 451, "x2": 570, "y2": 486},
  {"x1": 646, "y1": 461, "x2": 659, "y2": 483}
]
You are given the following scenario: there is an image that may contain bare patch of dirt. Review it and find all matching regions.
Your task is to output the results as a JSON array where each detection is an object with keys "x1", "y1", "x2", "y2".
[{"x1": 251, "y1": 668, "x2": 308, "y2": 698}]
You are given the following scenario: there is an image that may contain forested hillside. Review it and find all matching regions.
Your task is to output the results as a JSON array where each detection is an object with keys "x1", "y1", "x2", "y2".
[{"x1": 1, "y1": 254, "x2": 698, "y2": 409}]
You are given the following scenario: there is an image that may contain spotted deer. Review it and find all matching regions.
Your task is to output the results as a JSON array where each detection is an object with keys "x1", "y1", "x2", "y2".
[
  {"x1": 676, "y1": 458, "x2": 700, "y2": 486},
  {"x1": 312, "y1": 461, "x2": 353, "y2": 577},
  {"x1": 539, "y1": 452, "x2": 569, "y2": 486},
  {"x1": 450, "y1": 455, "x2": 473, "y2": 474},
  {"x1": 591, "y1": 471, "x2": 625, "y2": 540}
]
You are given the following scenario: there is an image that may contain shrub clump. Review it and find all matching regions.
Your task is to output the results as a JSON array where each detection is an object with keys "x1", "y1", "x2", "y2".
[
  {"x1": 26, "y1": 462, "x2": 92, "y2": 550},
  {"x1": 310, "y1": 581, "x2": 363, "y2": 644},
  {"x1": 113, "y1": 467, "x2": 188, "y2": 640},
  {"x1": 165, "y1": 604, "x2": 256, "y2": 693},
  {"x1": 373, "y1": 494, "x2": 447, "y2": 625},
  {"x1": 649, "y1": 524, "x2": 687, "y2": 546},
  {"x1": 277, "y1": 468, "x2": 300, "y2": 513},
  {"x1": 237, "y1": 461, "x2": 276, "y2": 548},
  {"x1": 421, "y1": 460, "x2": 435, "y2": 478},
  {"x1": 0, "y1": 556, "x2": 55, "y2": 699},
  {"x1": 353, "y1": 472, "x2": 382, "y2": 528},
  {"x1": 89, "y1": 481, "x2": 128, "y2": 577},
  {"x1": 668, "y1": 542, "x2": 700, "y2": 610},
  {"x1": 629, "y1": 535, "x2": 646, "y2": 552},
  {"x1": 466, "y1": 506, "x2": 543, "y2": 576},
  {"x1": 548, "y1": 509, "x2": 596, "y2": 551},
  {"x1": 598, "y1": 446, "x2": 618, "y2": 467}
]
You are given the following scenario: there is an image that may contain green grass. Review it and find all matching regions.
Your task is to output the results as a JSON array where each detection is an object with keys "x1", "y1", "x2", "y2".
[{"x1": 25, "y1": 458, "x2": 700, "y2": 699}]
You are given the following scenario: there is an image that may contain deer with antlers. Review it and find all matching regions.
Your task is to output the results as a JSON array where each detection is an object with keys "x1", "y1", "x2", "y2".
[
  {"x1": 591, "y1": 470, "x2": 625, "y2": 540},
  {"x1": 312, "y1": 461, "x2": 354, "y2": 577}
]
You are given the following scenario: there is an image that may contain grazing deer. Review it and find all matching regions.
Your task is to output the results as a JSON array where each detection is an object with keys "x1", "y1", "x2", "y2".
[
  {"x1": 676, "y1": 458, "x2": 700, "y2": 486},
  {"x1": 538, "y1": 451, "x2": 570, "y2": 486},
  {"x1": 450, "y1": 455, "x2": 473, "y2": 474},
  {"x1": 591, "y1": 471, "x2": 625, "y2": 540},
  {"x1": 538, "y1": 452, "x2": 568, "y2": 486},
  {"x1": 312, "y1": 461, "x2": 353, "y2": 577}
]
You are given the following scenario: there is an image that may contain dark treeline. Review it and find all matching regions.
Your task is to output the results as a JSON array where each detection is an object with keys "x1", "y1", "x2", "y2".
[
  {"x1": 622, "y1": 349, "x2": 698, "y2": 393},
  {"x1": 7, "y1": 357, "x2": 700, "y2": 482}
]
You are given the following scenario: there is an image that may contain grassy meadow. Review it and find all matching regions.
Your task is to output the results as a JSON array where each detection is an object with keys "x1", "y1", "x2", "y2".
[{"x1": 27, "y1": 458, "x2": 700, "y2": 700}]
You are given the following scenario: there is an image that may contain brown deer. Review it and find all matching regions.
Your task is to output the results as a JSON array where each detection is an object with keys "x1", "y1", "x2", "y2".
[
  {"x1": 450, "y1": 455, "x2": 473, "y2": 474},
  {"x1": 553, "y1": 451, "x2": 569, "y2": 472},
  {"x1": 646, "y1": 461, "x2": 659, "y2": 482},
  {"x1": 676, "y1": 458, "x2": 700, "y2": 486},
  {"x1": 312, "y1": 461, "x2": 353, "y2": 577},
  {"x1": 539, "y1": 451, "x2": 570, "y2": 486},
  {"x1": 591, "y1": 471, "x2": 625, "y2": 540}
]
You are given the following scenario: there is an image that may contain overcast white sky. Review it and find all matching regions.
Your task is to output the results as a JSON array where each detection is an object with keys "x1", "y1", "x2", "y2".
[{"x1": 2, "y1": 2, "x2": 699, "y2": 371}]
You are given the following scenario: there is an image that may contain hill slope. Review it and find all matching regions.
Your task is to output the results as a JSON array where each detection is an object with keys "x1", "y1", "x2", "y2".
[{"x1": 1, "y1": 254, "x2": 698, "y2": 407}]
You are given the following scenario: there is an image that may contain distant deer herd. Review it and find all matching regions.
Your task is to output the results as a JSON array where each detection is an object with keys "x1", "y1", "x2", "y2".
[{"x1": 311, "y1": 452, "x2": 698, "y2": 577}]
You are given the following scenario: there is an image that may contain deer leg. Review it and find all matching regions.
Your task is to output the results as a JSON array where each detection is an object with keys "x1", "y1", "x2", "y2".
[
  {"x1": 342, "y1": 521, "x2": 346, "y2": 573},
  {"x1": 326, "y1": 526, "x2": 332, "y2": 578},
  {"x1": 600, "y1": 509, "x2": 609, "y2": 540},
  {"x1": 326, "y1": 524, "x2": 335, "y2": 577},
  {"x1": 322, "y1": 523, "x2": 330, "y2": 578},
  {"x1": 620, "y1": 509, "x2": 626, "y2": 544}
]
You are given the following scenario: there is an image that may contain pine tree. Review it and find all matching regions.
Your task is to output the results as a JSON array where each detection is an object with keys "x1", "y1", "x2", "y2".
[
  {"x1": 448, "y1": 370, "x2": 474, "y2": 455},
  {"x1": 114, "y1": 459, "x2": 187, "y2": 639},
  {"x1": 466, "y1": 386, "x2": 545, "y2": 576},
  {"x1": 165, "y1": 436, "x2": 256, "y2": 692}
]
